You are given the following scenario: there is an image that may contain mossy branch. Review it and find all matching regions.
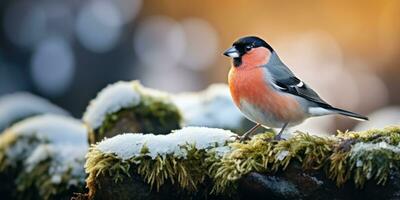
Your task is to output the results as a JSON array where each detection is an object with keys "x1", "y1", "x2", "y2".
[{"x1": 85, "y1": 126, "x2": 400, "y2": 199}]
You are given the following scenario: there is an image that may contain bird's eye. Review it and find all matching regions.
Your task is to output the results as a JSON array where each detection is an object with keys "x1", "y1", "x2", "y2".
[{"x1": 245, "y1": 45, "x2": 252, "y2": 51}]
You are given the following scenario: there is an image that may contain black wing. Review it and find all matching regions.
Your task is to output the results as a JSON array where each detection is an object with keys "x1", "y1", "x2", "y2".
[
  {"x1": 263, "y1": 52, "x2": 332, "y2": 108},
  {"x1": 273, "y1": 76, "x2": 332, "y2": 108}
]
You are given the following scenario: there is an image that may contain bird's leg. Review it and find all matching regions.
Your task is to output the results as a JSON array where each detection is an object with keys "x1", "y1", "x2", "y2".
[
  {"x1": 239, "y1": 123, "x2": 261, "y2": 141},
  {"x1": 274, "y1": 123, "x2": 288, "y2": 140}
]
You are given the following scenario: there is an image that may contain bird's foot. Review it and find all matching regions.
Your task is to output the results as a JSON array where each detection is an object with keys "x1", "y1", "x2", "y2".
[
  {"x1": 273, "y1": 133, "x2": 285, "y2": 141},
  {"x1": 236, "y1": 135, "x2": 251, "y2": 142},
  {"x1": 237, "y1": 124, "x2": 261, "y2": 142}
]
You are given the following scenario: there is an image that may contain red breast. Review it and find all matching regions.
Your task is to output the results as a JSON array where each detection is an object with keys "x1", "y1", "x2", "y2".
[{"x1": 228, "y1": 47, "x2": 304, "y2": 122}]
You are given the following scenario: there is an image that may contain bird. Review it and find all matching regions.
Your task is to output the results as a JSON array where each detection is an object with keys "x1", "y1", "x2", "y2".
[{"x1": 223, "y1": 36, "x2": 368, "y2": 140}]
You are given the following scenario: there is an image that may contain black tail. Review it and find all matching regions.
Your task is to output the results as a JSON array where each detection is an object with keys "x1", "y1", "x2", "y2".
[{"x1": 328, "y1": 107, "x2": 368, "y2": 121}]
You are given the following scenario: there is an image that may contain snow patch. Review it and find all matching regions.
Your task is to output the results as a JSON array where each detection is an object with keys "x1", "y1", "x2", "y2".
[
  {"x1": 301, "y1": 173, "x2": 324, "y2": 186},
  {"x1": 213, "y1": 146, "x2": 232, "y2": 157},
  {"x1": 25, "y1": 145, "x2": 53, "y2": 172},
  {"x1": 350, "y1": 141, "x2": 400, "y2": 157},
  {"x1": 4, "y1": 114, "x2": 88, "y2": 178},
  {"x1": 252, "y1": 173, "x2": 300, "y2": 196},
  {"x1": 276, "y1": 150, "x2": 289, "y2": 161},
  {"x1": 3, "y1": 115, "x2": 88, "y2": 187},
  {"x1": 173, "y1": 84, "x2": 244, "y2": 129},
  {"x1": 51, "y1": 174, "x2": 62, "y2": 184},
  {"x1": 0, "y1": 92, "x2": 68, "y2": 131},
  {"x1": 24, "y1": 143, "x2": 87, "y2": 185},
  {"x1": 83, "y1": 81, "x2": 141, "y2": 130},
  {"x1": 83, "y1": 81, "x2": 172, "y2": 130},
  {"x1": 47, "y1": 144, "x2": 87, "y2": 184},
  {"x1": 97, "y1": 126, "x2": 237, "y2": 160},
  {"x1": 7, "y1": 114, "x2": 87, "y2": 145},
  {"x1": 356, "y1": 160, "x2": 363, "y2": 167}
]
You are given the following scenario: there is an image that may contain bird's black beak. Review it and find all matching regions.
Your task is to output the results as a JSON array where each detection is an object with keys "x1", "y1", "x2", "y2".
[{"x1": 223, "y1": 47, "x2": 240, "y2": 58}]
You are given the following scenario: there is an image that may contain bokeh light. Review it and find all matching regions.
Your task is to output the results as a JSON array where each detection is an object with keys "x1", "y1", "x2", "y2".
[
  {"x1": 3, "y1": 1, "x2": 46, "y2": 48},
  {"x1": 180, "y1": 18, "x2": 219, "y2": 71},
  {"x1": 138, "y1": 65, "x2": 202, "y2": 92},
  {"x1": 290, "y1": 116, "x2": 336, "y2": 136},
  {"x1": 3, "y1": 0, "x2": 74, "y2": 49},
  {"x1": 0, "y1": 62, "x2": 28, "y2": 94},
  {"x1": 348, "y1": 61, "x2": 389, "y2": 110},
  {"x1": 276, "y1": 31, "x2": 361, "y2": 110},
  {"x1": 30, "y1": 37, "x2": 75, "y2": 97},
  {"x1": 355, "y1": 107, "x2": 400, "y2": 131},
  {"x1": 0, "y1": 0, "x2": 398, "y2": 131},
  {"x1": 133, "y1": 16, "x2": 185, "y2": 68},
  {"x1": 112, "y1": 0, "x2": 142, "y2": 24},
  {"x1": 75, "y1": 0, "x2": 123, "y2": 53}
]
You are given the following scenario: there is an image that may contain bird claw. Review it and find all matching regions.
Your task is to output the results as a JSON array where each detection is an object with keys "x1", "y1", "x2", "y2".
[
  {"x1": 240, "y1": 135, "x2": 250, "y2": 142},
  {"x1": 273, "y1": 134, "x2": 285, "y2": 141},
  {"x1": 235, "y1": 135, "x2": 250, "y2": 142}
]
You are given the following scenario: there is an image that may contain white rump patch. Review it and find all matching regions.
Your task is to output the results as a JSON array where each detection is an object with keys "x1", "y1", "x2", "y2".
[{"x1": 308, "y1": 107, "x2": 332, "y2": 116}]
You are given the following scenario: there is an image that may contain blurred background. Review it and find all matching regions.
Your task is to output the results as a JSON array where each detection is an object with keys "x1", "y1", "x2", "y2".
[{"x1": 0, "y1": 0, "x2": 399, "y2": 133}]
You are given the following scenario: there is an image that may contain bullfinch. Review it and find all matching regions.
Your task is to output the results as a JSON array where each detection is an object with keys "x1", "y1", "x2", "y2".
[{"x1": 224, "y1": 36, "x2": 368, "y2": 140}]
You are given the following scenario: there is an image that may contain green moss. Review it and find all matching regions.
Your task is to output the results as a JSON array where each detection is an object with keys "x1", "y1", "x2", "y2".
[
  {"x1": 98, "y1": 99, "x2": 182, "y2": 137},
  {"x1": 0, "y1": 132, "x2": 18, "y2": 171},
  {"x1": 211, "y1": 126, "x2": 400, "y2": 194},
  {"x1": 137, "y1": 145, "x2": 209, "y2": 191},
  {"x1": 91, "y1": 84, "x2": 183, "y2": 144},
  {"x1": 16, "y1": 157, "x2": 86, "y2": 200},
  {"x1": 0, "y1": 132, "x2": 46, "y2": 199},
  {"x1": 0, "y1": 132, "x2": 27, "y2": 198},
  {"x1": 85, "y1": 126, "x2": 400, "y2": 199},
  {"x1": 0, "y1": 132, "x2": 43, "y2": 172},
  {"x1": 0, "y1": 132, "x2": 86, "y2": 200},
  {"x1": 85, "y1": 141, "x2": 229, "y2": 199},
  {"x1": 329, "y1": 126, "x2": 400, "y2": 187},
  {"x1": 210, "y1": 132, "x2": 335, "y2": 194}
]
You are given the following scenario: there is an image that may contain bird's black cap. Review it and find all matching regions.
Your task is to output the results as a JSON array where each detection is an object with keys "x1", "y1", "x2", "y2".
[
  {"x1": 224, "y1": 36, "x2": 274, "y2": 67},
  {"x1": 232, "y1": 36, "x2": 274, "y2": 53}
]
